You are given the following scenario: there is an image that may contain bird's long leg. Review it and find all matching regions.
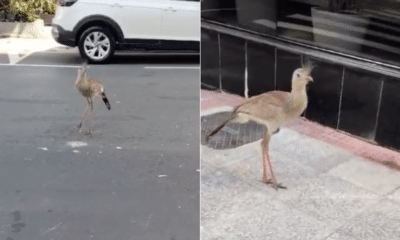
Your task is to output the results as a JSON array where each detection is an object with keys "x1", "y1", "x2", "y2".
[
  {"x1": 261, "y1": 136, "x2": 269, "y2": 184},
  {"x1": 92, "y1": 109, "x2": 96, "y2": 133},
  {"x1": 78, "y1": 98, "x2": 90, "y2": 132},
  {"x1": 90, "y1": 97, "x2": 96, "y2": 133},
  {"x1": 262, "y1": 133, "x2": 286, "y2": 190},
  {"x1": 88, "y1": 97, "x2": 94, "y2": 134}
]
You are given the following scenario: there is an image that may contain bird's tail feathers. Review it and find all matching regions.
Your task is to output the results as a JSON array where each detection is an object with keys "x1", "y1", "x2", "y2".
[
  {"x1": 205, "y1": 114, "x2": 236, "y2": 142},
  {"x1": 101, "y1": 92, "x2": 111, "y2": 110}
]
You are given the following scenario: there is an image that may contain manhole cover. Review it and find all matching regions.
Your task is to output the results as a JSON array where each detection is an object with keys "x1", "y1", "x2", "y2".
[{"x1": 201, "y1": 112, "x2": 267, "y2": 149}]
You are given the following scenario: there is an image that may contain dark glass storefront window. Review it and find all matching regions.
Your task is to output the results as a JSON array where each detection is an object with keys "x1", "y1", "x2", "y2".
[
  {"x1": 201, "y1": 0, "x2": 278, "y2": 35},
  {"x1": 201, "y1": 0, "x2": 400, "y2": 66}
]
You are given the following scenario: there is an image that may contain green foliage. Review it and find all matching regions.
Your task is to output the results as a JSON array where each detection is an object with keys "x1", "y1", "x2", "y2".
[
  {"x1": 6, "y1": 0, "x2": 56, "y2": 22},
  {"x1": 0, "y1": 10, "x2": 5, "y2": 22},
  {"x1": 0, "y1": 0, "x2": 9, "y2": 9}
]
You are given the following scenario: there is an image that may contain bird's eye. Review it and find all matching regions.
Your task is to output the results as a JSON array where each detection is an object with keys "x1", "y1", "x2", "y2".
[{"x1": 296, "y1": 73, "x2": 300, "y2": 77}]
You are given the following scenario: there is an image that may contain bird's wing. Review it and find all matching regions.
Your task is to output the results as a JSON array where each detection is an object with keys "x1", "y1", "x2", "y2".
[
  {"x1": 88, "y1": 78, "x2": 101, "y2": 85},
  {"x1": 88, "y1": 78, "x2": 104, "y2": 92},
  {"x1": 233, "y1": 91, "x2": 290, "y2": 120}
]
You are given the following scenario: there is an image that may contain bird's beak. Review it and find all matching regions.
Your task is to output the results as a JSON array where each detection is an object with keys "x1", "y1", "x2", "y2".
[{"x1": 307, "y1": 76, "x2": 313, "y2": 82}]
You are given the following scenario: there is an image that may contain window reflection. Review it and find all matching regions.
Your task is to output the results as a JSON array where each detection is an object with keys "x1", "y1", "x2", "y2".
[
  {"x1": 201, "y1": 0, "x2": 277, "y2": 35},
  {"x1": 202, "y1": 0, "x2": 400, "y2": 66},
  {"x1": 278, "y1": 0, "x2": 400, "y2": 65}
]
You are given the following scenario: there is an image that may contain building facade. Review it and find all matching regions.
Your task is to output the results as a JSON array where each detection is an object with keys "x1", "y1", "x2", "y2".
[{"x1": 201, "y1": 0, "x2": 400, "y2": 150}]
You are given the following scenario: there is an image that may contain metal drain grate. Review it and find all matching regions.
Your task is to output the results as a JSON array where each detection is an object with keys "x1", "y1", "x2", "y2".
[{"x1": 201, "y1": 112, "x2": 267, "y2": 149}]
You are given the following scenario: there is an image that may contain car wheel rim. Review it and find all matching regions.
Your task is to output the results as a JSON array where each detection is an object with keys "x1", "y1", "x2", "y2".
[{"x1": 84, "y1": 31, "x2": 111, "y2": 60}]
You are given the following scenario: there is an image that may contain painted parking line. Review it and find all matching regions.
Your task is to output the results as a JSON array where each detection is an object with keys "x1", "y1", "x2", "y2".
[
  {"x1": 145, "y1": 66, "x2": 200, "y2": 69},
  {"x1": 0, "y1": 63, "x2": 81, "y2": 68},
  {"x1": 0, "y1": 63, "x2": 198, "y2": 69}
]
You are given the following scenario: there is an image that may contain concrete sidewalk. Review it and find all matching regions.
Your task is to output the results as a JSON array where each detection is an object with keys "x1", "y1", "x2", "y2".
[
  {"x1": 201, "y1": 89, "x2": 400, "y2": 240},
  {"x1": 0, "y1": 33, "x2": 75, "y2": 64}
]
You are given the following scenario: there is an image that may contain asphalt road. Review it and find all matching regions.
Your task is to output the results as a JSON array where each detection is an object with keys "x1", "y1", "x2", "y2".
[{"x1": 0, "y1": 50, "x2": 200, "y2": 240}]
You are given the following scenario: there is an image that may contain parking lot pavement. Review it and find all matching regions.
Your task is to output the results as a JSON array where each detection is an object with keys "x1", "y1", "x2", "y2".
[
  {"x1": 0, "y1": 37, "x2": 200, "y2": 66},
  {"x1": 0, "y1": 53, "x2": 8, "y2": 64},
  {"x1": 0, "y1": 37, "x2": 65, "y2": 64},
  {"x1": 0, "y1": 40, "x2": 200, "y2": 240},
  {"x1": 201, "y1": 89, "x2": 400, "y2": 240}
]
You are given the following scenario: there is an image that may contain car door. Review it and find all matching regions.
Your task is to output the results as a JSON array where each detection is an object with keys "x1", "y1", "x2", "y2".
[
  {"x1": 112, "y1": 0, "x2": 164, "y2": 40},
  {"x1": 160, "y1": 0, "x2": 200, "y2": 41}
]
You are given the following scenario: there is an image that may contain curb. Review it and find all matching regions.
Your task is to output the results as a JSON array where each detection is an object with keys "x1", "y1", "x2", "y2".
[{"x1": 0, "y1": 20, "x2": 53, "y2": 39}]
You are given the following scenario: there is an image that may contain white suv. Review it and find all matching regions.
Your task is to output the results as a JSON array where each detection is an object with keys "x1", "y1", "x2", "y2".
[{"x1": 52, "y1": 0, "x2": 200, "y2": 63}]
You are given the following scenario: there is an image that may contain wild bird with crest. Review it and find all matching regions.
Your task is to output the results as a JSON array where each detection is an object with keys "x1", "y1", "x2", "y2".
[
  {"x1": 206, "y1": 62, "x2": 315, "y2": 190},
  {"x1": 75, "y1": 61, "x2": 111, "y2": 133}
]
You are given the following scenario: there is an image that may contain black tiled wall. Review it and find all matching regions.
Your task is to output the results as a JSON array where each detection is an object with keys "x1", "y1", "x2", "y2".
[
  {"x1": 201, "y1": 28, "x2": 220, "y2": 89},
  {"x1": 306, "y1": 58, "x2": 342, "y2": 128},
  {"x1": 247, "y1": 40, "x2": 275, "y2": 96},
  {"x1": 375, "y1": 77, "x2": 400, "y2": 149},
  {"x1": 219, "y1": 34, "x2": 246, "y2": 96},
  {"x1": 339, "y1": 67, "x2": 383, "y2": 140},
  {"x1": 276, "y1": 49, "x2": 301, "y2": 92},
  {"x1": 201, "y1": 26, "x2": 400, "y2": 150}
]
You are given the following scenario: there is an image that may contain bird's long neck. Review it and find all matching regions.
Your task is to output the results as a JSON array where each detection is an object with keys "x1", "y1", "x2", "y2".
[
  {"x1": 75, "y1": 71, "x2": 88, "y2": 87},
  {"x1": 290, "y1": 83, "x2": 308, "y2": 108},
  {"x1": 291, "y1": 83, "x2": 307, "y2": 94}
]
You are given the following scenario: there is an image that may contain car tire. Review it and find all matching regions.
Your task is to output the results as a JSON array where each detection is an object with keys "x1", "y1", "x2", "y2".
[{"x1": 78, "y1": 26, "x2": 116, "y2": 64}]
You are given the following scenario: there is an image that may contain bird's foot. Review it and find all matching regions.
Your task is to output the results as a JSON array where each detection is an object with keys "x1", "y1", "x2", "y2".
[
  {"x1": 84, "y1": 129, "x2": 92, "y2": 135},
  {"x1": 263, "y1": 179, "x2": 287, "y2": 190}
]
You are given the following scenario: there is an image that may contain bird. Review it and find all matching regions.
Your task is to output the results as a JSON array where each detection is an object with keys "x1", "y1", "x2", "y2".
[
  {"x1": 205, "y1": 62, "x2": 315, "y2": 190},
  {"x1": 75, "y1": 61, "x2": 111, "y2": 133}
]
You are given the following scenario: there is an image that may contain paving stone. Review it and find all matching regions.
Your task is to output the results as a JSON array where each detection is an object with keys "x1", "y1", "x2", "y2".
[
  {"x1": 276, "y1": 174, "x2": 382, "y2": 227},
  {"x1": 325, "y1": 199, "x2": 400, "y2": 240},
  {"x1": 387, "y1": 187, "x2": 400, "y2": 203},
  {"x1": 201, "y1": 140, "x2": 322, "y2": 190},
  {"x1": 201, "y1": 186, "x2": 332, "y2": 240},
  {"x1": 200, "y1": 162, "x2": 254, "y2": 193},
  {"x1": 272, "y1": 129, "x2": 355, "y2": 174},
  {"x1": 324, "y1": 233, "x2": 359, "y2": 240},
  {"x1": 201, "y1": 142, "x2": 260, "y2": 169},
  {"x1": 328, "y1": 158, "x2": 400, "y2": 195}
]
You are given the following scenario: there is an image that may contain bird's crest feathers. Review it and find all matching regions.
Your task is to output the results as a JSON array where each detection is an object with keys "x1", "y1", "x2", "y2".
[{"x1": 301, "y1": 60, "x2": 316, "y2": 75}]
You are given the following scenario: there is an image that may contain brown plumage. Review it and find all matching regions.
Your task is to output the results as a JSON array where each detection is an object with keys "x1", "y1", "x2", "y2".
[
  {"x1": 75, "y1": 61, "x2": 110, "y2": 133},
  {"x1": 206, "y1": 63, "x2": 315, "y2": 190}
]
